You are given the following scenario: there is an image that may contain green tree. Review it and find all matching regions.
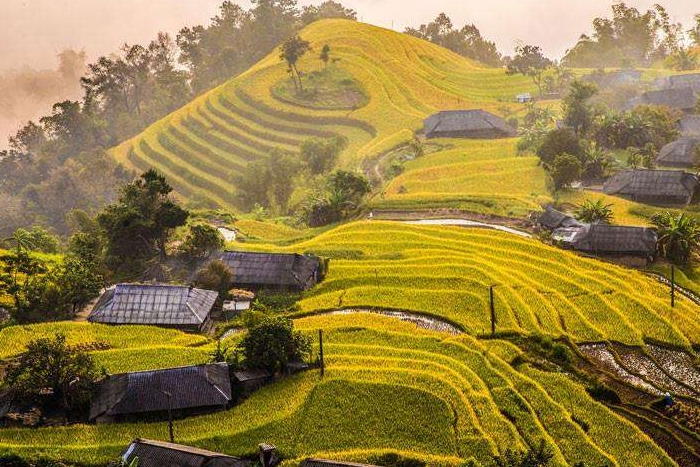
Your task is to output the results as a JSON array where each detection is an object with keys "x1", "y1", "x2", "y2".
[
  {"x1": 688, "y1": 14, "x2": 700, "y2": 46},
  {"x1": 4, "y1": 334, "x2": 98, "y2": 413},
  {"x1": 195, "y1": 259, "x2": 233, "y2": 302},
  {"x1": 300, "y1": 1, "x2": 357, "y2": 24},
  {"x1": 562, "y1": 79, "x2": 598, "y2": 137},
  {"x1": 494, "y1": 440, "x2": 554, "y2": 467},
  {"x1": 665, "y1": 48, "x2": 698, "y2": 71},
  {"x1": 536, "y1": 129, "x2": 584, "y2": 166},
  {"x1": 54, "y1": 256, "x2": 103, "y2": 316},
  {"x1": 506, "y1": 44, "x2": 553, "y2": 94},
  {"x1": 627, "y1": 143, "x2": 657, "y2": 169},
  {"x1": 238, "y1": 316, "x2": 311, "y2": 373},
  {"x1": 0, "y1": 244, "x2": 48, "y2": 323},
  {"x1": 280, "y1": 35, "x2": 312, "y2": 91},
  {"x1": 550, "y1": 154, "x2": 582, "y2": 189},
  {"x1": 181, "y1": 224, "x2": 225, "y2": 261},
  {"x1": 652, "y1": 212, "x2": 700, "y2": 263},
  {"x1": 97, "y1": 170, "x2": 189, "y2": 275},
  {"x1": 319, "y1": 44, "x2": 331, "y2": 68},
  {"x1": 574, "y1": 199, "x2": 614, "y2": 224},
  {"x1": 300, "y1": 137, "x2": 344, "y2": 174}
]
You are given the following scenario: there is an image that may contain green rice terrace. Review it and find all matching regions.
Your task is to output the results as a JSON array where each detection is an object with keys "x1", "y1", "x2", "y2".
[
  {"x1": 0, "y1": 315, "x2": 680, "y2": 467},
  {"x1": 110, "y1": 19, "x2": 536, "y2": 211}
]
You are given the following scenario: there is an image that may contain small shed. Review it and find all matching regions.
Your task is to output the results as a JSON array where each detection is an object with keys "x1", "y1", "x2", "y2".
[
  {"x1": 121, "y1": 438, "x2": 247, "y2": 467},
  {"x1": 88, "y1": 283, "x2": 218, "y2": 333},
  {"x1": 679, "y1": 115, "x2": 700, "y2": 136},
  {"x1": 90, "y1": 363, "x2": 232, "y2": 423},
  {"x1": 219, "y1": 251, "x2": 322, "y2": 292},
  {"x1": 223, "y1": 289, "x2": 255, "y2": 319},
  {"x1": 639, "y1": 87, "x2": 698, "y2": 113},
  {"x1": 537, "y1": 206, "x2": 583, "y2": 230},
  {"x1": 569, "y1": 224, "x2": 657, "y2": 263},
  {"x1": 423, "y1": 110, "x2": 517, "y2": 139},
  {"x1": 516, "y1": 93, "x2": 532, "y2": 103},
  {"x1": 603, "y1": 169, "x2": 698, "y2": 205},
  {"x1": 657, "y1": 137, "x2": 700, "y2": 168},
  {"x1": 232, "y1": 369, "x2": 272, "y2": 398}
]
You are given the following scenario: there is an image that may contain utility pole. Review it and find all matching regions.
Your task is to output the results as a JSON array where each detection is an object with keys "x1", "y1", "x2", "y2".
[
  {"x1": 489, "y1": 285, "x2": 496, "y2": 336},
  {"x1": 670, "y1": 265, "x2": 675, "y2": 308},
  {"x1": 162, "y1": 390, "x2": 174, "y2": 443},
  {"x1": 319, "y1": 329, "x2": 325, "y2": 377}
]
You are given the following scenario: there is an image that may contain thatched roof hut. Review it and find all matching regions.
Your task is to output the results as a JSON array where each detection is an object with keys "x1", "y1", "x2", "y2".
[
  {"x1": 88, "y1": 284, "x2": 218, "y2": 333},
  {"x1": 570, "y1": 224, "x2": 657, "y2": 259},
  {"x1": 423, "y1": 110, "x2": 516, "y2": 139},
  {"x1": 639, "y1": 87, "x2": 698, "y2": 112},
  {"x1": 537, "y1": 206, "x2": 582, "y2": 230},
  {"x1": 679, "y1": 115, "x2": 700, "y2": 136}
]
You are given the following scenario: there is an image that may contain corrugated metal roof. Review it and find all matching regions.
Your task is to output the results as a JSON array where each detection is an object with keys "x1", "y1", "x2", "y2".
[
  {"x1": 680, "y1": 115, "x2": 700, "y2": 136},
  {"x1": 122, "y1": 438, "x2": 246, "y2": 467},
  {"x1": 220, "y1": 251, "x2": 320, "y2": 290},
  {"x1": 537, "y1": 206, "x2": 582, "y2": 230},
  {"x1": 423, "y1": 110, "x2": 516, "y2": 137},
  {"x1": 88, "y1": 283, "x2": 217, "y2": 326},
  {"x1": 603, "y1": 169, "x2": 698, "y2": 200},
  {"x1": 232, "y1": 369, "x2": 271, "y2": 382},
  {"x1": 667, "y1": 73, "x2": 700, "y2": 91},
  {"x1": 90, "y1": 363, "x2": 231, "y2": 420}
]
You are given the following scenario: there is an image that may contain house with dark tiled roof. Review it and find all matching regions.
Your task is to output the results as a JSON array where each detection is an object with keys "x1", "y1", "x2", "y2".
[
  {"x1": 423, "y1": 110, "x2": 517, "y2": 139},
  {"x1": 663, "y1": 73, "x2": 700, "y2": 92},
  {"x1": 657, "y1": 137, "x2": 700, "y2": 168},
  {"x1": 219, "y1": 251, "x2": 322, "y2": 292},
  {"x1": 679, "y1": 115, "x2": 700, "y2": 136},
  {"x1": 121, "y1": 438, "x2": 247, "y2": 467},
  {"x1": 603, "y1": 169, "x2": 698, "y2": 205},
  {"x1": 90, "y1": 363, "x2": 231, "y2": 423},
  {"x1": 88, "y1": 284, "x2": 218, "y2": 333},
  {"x1": 556, "y1": 224, "x2": 657, "y2": 265},
  {"x1": 536, "y1": 206, "x2": 583, "y2": 230},
  {"x1": 639, "y1": 87, "x2": 698, "y2": 113}
]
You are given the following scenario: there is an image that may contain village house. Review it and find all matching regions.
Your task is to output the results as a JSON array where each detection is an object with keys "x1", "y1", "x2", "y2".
[
  {"x1": 657, "y1": 137, "x2": 700, "y2": 168},
  {"x1": 423, "y1": 110, "x2": 517, "y2": 139},
  {"x1": 587, "y1": 69, "x2": 642, "y2": 88},
  {"x1": 556, "y1": 224, "x2": 657, "y2": 266},
  {"x1": 603, "y1": 169, "x2": 698, "y2": 206},
  {"x1": 536, "y1": 206, "x2": 582, "y2": 231},
  {"x1": 219, "y1": 251, "x2": 323, "y2": 292},
  {"x1": 231, "y1": 369, "x2": 273, "y2": 399},
  {"x1": 90, "y1": 363, "x2": 232, "y2": 423},
  {"x1": 662, "y1": 73, "x2": 700, "y2": 92},
  {"x1": 515, "y1": 93, "x2": 532, "y2": 103},
  {"x1": 638, "y1": 87, "x2": 698, "y2": 113},
  {"x1": 121, "y1": 438, "x2": 248, "y2": 467},
  {"x1": 88, "y1": 283, "x2": 218, "y2": 333},
  {"x1": 222, "y1": 289, "x2": 255, "y2": 319},
  {"x1": 679, "y1": 115, "x2": 700, "y2": 136}
]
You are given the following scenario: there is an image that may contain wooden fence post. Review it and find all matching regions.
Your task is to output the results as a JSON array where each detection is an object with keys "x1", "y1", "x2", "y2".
[
  {"x1": 489, "y1": 285, "x2": 496, "y2": 336},
  {"x1": 319, "y1": 329, "x2": 325, "y2": 377}
]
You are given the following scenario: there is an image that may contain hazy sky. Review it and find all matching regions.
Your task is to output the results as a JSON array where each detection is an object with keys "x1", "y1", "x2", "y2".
[{"x1": 1, "y1": 0, "x2": 698, "y2": 72}]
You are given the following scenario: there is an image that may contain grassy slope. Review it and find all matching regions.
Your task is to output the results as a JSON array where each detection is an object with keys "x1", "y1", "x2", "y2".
[
  {"x1": 371, "y1": 138, "x2": 551, "y2": 217},
  {"x1": 0, "y1": 315, "x2": 673, "y2": 467},
  {"x1": 247, "y1": 221, "x2": 700, "y2": 348},
  {"x1": 109, "y1": 19, "x2": 536, "y2": 212}
]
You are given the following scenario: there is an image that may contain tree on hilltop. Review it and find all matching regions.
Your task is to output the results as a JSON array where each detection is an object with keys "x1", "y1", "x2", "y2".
[
  {"x1": 280, "y1": 35, "x2": 312, "y2": 91},
  {"x1": 506, "y1": 44, "x2": 553, "y2": 95}
]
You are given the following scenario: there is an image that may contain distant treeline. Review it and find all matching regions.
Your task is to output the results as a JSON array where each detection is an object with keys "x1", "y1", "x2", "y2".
[{"x1": 0, "y1": 0, "x2": 357, "y2": 237}]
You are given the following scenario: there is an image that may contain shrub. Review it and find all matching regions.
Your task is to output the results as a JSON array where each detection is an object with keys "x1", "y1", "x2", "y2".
[{"x1": 238, "y1": 316, "x2": 311, "y2": 373}]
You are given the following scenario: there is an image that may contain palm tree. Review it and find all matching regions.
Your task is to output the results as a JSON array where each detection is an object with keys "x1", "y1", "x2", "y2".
[
  {"x1": 574, "y1": 198, "x2": 614, "y2": 224},
  {"x1": 667, "y1": 48, "x2": 698, "y2": 71},
  {"x1": 2, "y1": 229, "x2": 35, "y2": 255},
  {"x1": 652, "y1": 212, "x2": 700, "y2": 263}
]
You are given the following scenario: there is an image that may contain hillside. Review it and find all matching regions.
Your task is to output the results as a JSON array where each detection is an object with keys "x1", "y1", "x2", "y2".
[
  {"x1": 0, "y1": 315, "x2": 674, "y2": 467},
  {"x1": 245, "y1": 221, "x2": 700, "y2": 348},
  {"x1": 109, "y1": 19, "x2": 536, "y2": 211}
]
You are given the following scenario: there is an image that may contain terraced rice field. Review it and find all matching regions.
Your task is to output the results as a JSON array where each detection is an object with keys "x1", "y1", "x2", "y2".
[
  {"x1": 110, "y1": 19, "x2": 535, "y2": 211},
  {"x1": 0, "y1": 315, "x2": 674, "y2": 467},
  {"x1": 373, "y1": 138, "x2": 551, "y2": 217},
  {"x1": 0, "y1": 322, "x2": 215, "y2": 373},
  {"x1": 247, "y1": 221, "x2": 700, "y2": 348}
]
